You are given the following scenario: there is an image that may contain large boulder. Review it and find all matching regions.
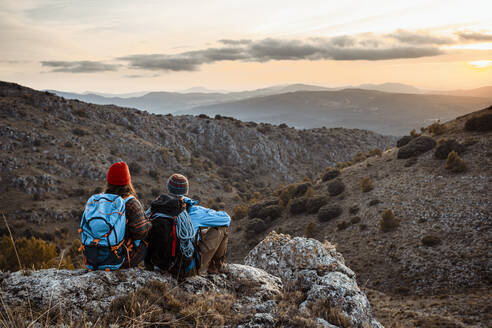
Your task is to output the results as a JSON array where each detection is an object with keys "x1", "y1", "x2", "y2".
[
  {"x1": 0, "y1": 233, "x2": 382, "y2": 327},
  {"x1": 0, "y1": 264, "x2": 282, "y2": 326},
  {"x1": 245, "y1": 232, "x2": 382, "y2": 328}
]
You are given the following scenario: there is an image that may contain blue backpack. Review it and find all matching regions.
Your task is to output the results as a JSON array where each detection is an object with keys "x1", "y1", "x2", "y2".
[{"x1": 80, "y1": 193, "x2": 134, "y2": 271}]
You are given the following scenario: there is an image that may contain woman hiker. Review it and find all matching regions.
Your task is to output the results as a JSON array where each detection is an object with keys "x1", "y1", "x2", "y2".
[{"x1": 80, "y1": 161, "x2": 152, "y2": 270}]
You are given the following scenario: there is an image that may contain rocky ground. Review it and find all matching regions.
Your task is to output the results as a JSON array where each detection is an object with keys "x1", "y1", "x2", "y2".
[
  {"x1": 0, "y1": 232, "x2": 382, "y2": 328},
  {"x1": 227, "y1": 107, "x2": 492, "y2": 326}
]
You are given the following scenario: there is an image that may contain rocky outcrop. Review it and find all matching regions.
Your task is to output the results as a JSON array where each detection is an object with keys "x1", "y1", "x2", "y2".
[
  {"x1": 245, "y1": 232, "x2": 382, "y2": 328},
  {"x1": 0, "y1": 233, "x2": 382, "y2": 327}
]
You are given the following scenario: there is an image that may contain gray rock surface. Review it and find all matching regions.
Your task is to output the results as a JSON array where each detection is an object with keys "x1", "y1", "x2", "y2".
[
  {"x1": 0, "y1": 233, "x2": 382, "y2": 327},
  {"x1": 245, "y1": 232, "x2": 383, "y2": 328}
]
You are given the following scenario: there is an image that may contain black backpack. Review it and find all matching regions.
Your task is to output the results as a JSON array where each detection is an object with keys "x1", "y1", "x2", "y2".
[{"x1": 145, "y1": 194, "x2": 199, "y2": 277}]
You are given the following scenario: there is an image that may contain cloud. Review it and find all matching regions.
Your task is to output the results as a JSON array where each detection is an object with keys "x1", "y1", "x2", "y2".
[
  {"x1": 119, "y1": 47, "x2": 246, "y2": 71},
  {"x1": 118, "y1": 36, "x2": 443, "y2": 71},
  {"x1": 388, "y1": 29, "x2": 454, "y2": 45},
  {"x1": 41, "y1": 60, "x2": 118, "y2": 73},
  {"x1": 456, "y1": 31, "x2": 492, "y2": 41},
  {"x1": 124, "y1": 74, "x2": 159, "y2": 78},
  {"x1": 218, "y1": 39, "x2": 252, "y2": 45}
]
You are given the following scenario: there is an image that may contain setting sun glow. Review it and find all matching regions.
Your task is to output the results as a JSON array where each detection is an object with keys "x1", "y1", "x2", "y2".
[{"x1": 468, "y1": 60, "x2": 492, "y2": 69}]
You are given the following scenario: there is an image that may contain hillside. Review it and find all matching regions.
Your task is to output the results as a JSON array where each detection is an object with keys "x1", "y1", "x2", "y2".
[
  {"x1": 0, "y1": 81, "x2": 394, "y2": 244},
  {"x1": 227, "y1": 106, "x2": 492, "y2": 326},
  {"x1": 184, "y1": 89, "x2": 491, "y2": 135}
]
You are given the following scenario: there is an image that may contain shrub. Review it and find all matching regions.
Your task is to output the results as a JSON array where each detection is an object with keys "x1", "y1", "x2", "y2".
[
  {"x1": 410, "y1": 129, "x2": 420, "y2": 137},
  {"x1": 353, "y1": 152, "x2": 367, "y2": 163},
  {"x1": 337, "y1": 221, "x2": 350, "y2": 231},
  {"x1": 422, "y1": 235, "x2": 442, "y2": 247},
  {"x1": 396, "y1": 135, "x2": 414, "y2": 148},
  {"x1": 246, "y1": 218, "x2": 269, "y2": 235},
  {"x1": 257, "y1": 205, "x2": 282, "y2": 221},
  {"x1": 294, "y1": 183, "x2": 312, "y2": 198},
  {"x1": 288, "y1": 197, "x2": 308, "y2": 214},
  {"x1": 380, "y1": 209, "x2": 400, "y2": 232},
  {"x1": 368, "y1": 147, "x2": 383, "y2": 157},
  {"x1": 350, "y1": 216, "x2": 361, "y2": 224},
  {"x1": 304, "y1": 221, "x2": 317, "y2": 238},
  {"x1": 72, "y1": 128, "x2": 86, "y2": 136},
  {"x1": 279, "y1": 184, "x2": 297, "y2": 207},
  {"x1": 361, "y1": 177, "x2": 374, "y2": 192},
  {"x1": 128, "y1": 161, "x2": 142, "y2": 175},
  {"x1": 464, "y1": 113, "x2": 492, "y2": 131},
  {"x1": 334, "y1": 161, "x2": 352, "y2": 170},
  {"x1": 327, "y1": 180, "x2": 345, "y2": 196},
  {"x1": 247, "y1": 198, "x2": 280, "y2": 217},
  {"x1": 434, "y1": 140, "x2": 465, "y2": 160},
  {"x1": 306, "y1": 195, "x2": 329, "y2": 214},
  {"x1": 427, "y1": 121, "x2": 446, "y2": 136},
  {"x1": 404, "y1": 157, "x2": 418, "y2": 167},
  {"x1": 368, "y1": 199, "x2": 381, "y2": 206},
  {"x1": 445, "y1": 151, "x2": 466, "y2": 173},
  {"x1": 0, "y1": 236, "x2": 58, "y2": 271},
  {"x1": 397, "y1": 136, "x2": 437, "y2": 159},
  {"x1": 349, "y1": 205, "x2": 359, "y2": 215},
  {"x1": 322, "y1": 168, "x2": 340, "y2": 182},
  {"x1": 148, "y1": 169, "x2": 159, "y2": 179},
  {"x1": 318, "y1": 205, "x2": 343, "y2": 222}
]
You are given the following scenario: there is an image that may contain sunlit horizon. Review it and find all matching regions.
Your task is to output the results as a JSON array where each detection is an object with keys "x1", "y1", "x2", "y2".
[{"x1": 1, "y1": 0, "x2": 491, "y2": 93}]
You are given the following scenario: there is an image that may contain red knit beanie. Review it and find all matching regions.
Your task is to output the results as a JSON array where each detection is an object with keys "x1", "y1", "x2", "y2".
[{"x1": 107, "y1": 162, "x2": 131, "y2": 186}]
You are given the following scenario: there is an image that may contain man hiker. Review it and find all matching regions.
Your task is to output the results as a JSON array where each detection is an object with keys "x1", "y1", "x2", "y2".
[{"x1": 166, "y1": 173, "x2": 231, "y2": 275}]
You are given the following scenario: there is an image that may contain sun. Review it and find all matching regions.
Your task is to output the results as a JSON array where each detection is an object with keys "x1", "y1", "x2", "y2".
[{"x1": 468, "y1": 60, "x2": 492, "y2": 69}]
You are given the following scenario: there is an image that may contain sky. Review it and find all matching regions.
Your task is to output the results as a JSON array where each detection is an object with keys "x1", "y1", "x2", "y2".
[{"x1": 1, "y1": 0, "x2": 491, "y2": 93}]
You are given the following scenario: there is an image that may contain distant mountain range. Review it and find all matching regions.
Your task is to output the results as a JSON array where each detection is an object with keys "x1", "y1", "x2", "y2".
[{"x1": 49, "y1": 83, "x2": 492, "y2": 135}]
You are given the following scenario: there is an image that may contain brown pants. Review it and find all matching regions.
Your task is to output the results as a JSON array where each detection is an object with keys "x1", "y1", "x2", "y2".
[{"x1": 198, "y1": 226, "x2": 228, "y2": 274}]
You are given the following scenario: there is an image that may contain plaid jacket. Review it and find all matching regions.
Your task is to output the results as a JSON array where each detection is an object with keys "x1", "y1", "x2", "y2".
[{"x1": 125, "y1": 198, "x2": 151, "y2": 241}]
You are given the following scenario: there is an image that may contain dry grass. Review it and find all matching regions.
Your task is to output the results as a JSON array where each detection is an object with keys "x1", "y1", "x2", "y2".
[
  {"x1": 380, "y1": 209, "x2": 400, "y2": 232},
  {"x1": 445, "y1": 151, "x2": 466, "y2": 173},
  {"x1": 108, "y1": 280, "x2": 242, "y2": 327}
]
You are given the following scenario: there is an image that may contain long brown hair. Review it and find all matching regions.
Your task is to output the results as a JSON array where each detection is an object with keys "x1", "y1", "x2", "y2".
[{"x1": 103, "y1": 182, "x2": 137, "y2": 198}]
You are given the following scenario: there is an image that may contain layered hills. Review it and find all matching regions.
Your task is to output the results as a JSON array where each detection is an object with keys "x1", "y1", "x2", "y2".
[{"x1": 50, "y1": 83, "x2": 491, "y2": 135}]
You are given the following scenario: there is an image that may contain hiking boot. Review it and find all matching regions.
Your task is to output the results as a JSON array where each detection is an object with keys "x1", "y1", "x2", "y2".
[
  {"x1": 217, "y1": 263, "x2": 229, "y2": 274},
  {"x1": 207, "y1": 267, "x2": 219, "y2": 275}
]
